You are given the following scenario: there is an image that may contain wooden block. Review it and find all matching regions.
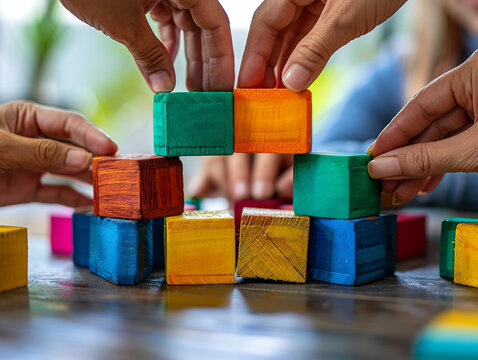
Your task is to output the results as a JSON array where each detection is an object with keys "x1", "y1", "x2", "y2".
[
  {"x1": 293, "y1": 153, "x2": 381, "y2": 219},
  {"x1": 278, "y1": 204, "x2": 293, "y2": 211},
  {"x1": 309, "y1": 215, "x2": 392, "y2": 285},
  {"x1": 93, "y1": 155, "x2": 184, "y2": 220},
  {"x1": 0, "y1": 226, "x2": 27, "y2": 293},
  {"x1": 152, "y1": 217, "x2": 165, "y2": 268},
  {"x1": 184, "y1": 203, "x2": 197, "y2": 211},
  {"x1": 383, "y1": 214, "x2": 397, "y2": 276},
  {"x1": 233, "y1": 198, "x2": 288, "y2": 234},
  {"x1": 50, "y1": 210, "x2": 73, "y2": 256},
  {"x1": 440, "y1": 217, "x2": 478, "y2": 278},
  {"x1": 166, "y1": 210, "x2": 236, "y2": 285},
  {"x1": 154, "y1": 92, "x2": 233, "y2": 156},
  {"x1": 414, "y1": 310, "x2": 478, "y2": 360},
  {"x1": 89, "y1": 217, "x2": 153, "y2": 285},
  {"x1": 233, "y1": 88, "x2": 311, "y2": 154},
  {"x1": 72, "y1": 211, "x2": 94, "y2": 268},
  {"x1": 185, "y1": 198, "x2": 202, "y2": 210},
  {"x1": 454, "y1": 223, "x2": 478, "y2": 288},
  {"x1": 236, "y1": 208, "x2": 310, "y2": 283},
  {"x1": 396, "y1": 214, "x2": 427, "y2": 260}
]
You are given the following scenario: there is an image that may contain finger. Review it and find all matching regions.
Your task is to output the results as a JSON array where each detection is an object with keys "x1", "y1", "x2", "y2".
[
  {"x1": 276, "y1": 166, "x2": 293, "y2": 200},
  {"x1": 1, "y1": 101, "x2": 117, "y2": 156},
  {"x1": 35, "y1": 185, "x2": 93, "y2": 208},
  {"x1": 201, "y1": 31, "x2": 212, "y2": 92},
  {"x1": 251, "y1": 154, "x2": 283, "y2": 199},
  {"x1": 49, "y1": 170, "x2": 94, "y2": 185},
  {"x1": 189, "y1": 157, "x2": 229, "y2": 198},
  {"x1": 393, "y1": 178, "x2": 426, "y2": 205},
  {"x1": 382, "y1": 180, "x2": 399, "y2": 194},
  {"x1": 227, "y1": 154, "x2": 252, "y2": 201},
  {"x1": 152, "y1": 3, "x2": 180, "y2": 60},
  {"x1": 420, "y1": 175, "x2": 444, "y2": 194}
]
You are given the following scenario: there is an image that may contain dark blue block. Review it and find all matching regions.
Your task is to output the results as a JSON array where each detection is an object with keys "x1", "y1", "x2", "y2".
[
  {"x1": 89, "y1": 217, "x2": 153, "y2": 285},
  {"x1": 309, "y1": 215, "x2": 393, "y2": 285},
  {"x1": 382, "y1": 214, "x2": 397, "y2": 276},
  {"x1": 72, "y1": 212, "x2": 93, "y2": 268},
  {"x1": 152, "y1": 217, "x2": 165, "y2": 268}
]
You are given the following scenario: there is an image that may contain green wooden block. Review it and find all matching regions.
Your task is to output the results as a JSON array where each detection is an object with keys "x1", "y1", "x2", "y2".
[
  {"x1": 293, "y1": 153, "x2": 381, "y2": 219},
  {"x1": 154, "y1": 92, "x2": 234, "y2": 156},
  {"x1": 440, "y1": 217, "x2": 478, "y2": 278}
]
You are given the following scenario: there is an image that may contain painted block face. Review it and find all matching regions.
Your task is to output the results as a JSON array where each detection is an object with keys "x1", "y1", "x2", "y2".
[
  {"x1": 293, "y1": 153, "x2": 381, "y2": 219},
  {"x1": 165, "y1": 210, "x2": 236, "y2": 285},
  {"x1": 383, "y1": 214, "x2": 398, "y2": 276},
  {"x1": 396, "y1": 214, "x2": 427, "y2": 260},
  {"x1": 72, "y1": 211, "x2": 93, "y2": 268},
  {"x1": 233, "y1": 89, "x2": 312, "y2": 154},
  {"x1": 154, "y1": 92, "x2": 234, "y2": 156},
  {"x1": 233, "y1": 198, "x2": 288, "y2": 235},
  {"x1": 454, "y1": 223, "x2": 478, "y2": 288},
  {"x1": 309, "y1": 215, "x2": 392, "y2": 285},
  {"x1": 440, "y1": 217, "x2": 478, "y2": 278},
  {"x1": 93, "y1": 155, "x2": 184, "y2": 220},
  {"x1": 152, "y1": 217, "x2": 165, "y2": 268},
  {"x1": 236, "y1": 208, "x2": 310, "y2": 283},
  {"x1": 0, "y1": 226, "x2": 27, "y2": 293},
  {"x1": 50, "y1": 210, "x2": 73, "y2": 256},
  {"x1": 89, "y1": 217, "x2": 153, "y2": 285}
]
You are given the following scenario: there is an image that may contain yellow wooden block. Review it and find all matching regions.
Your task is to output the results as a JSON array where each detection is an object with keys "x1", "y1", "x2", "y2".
[
  {"x1": 165, "y1": 210, "x2": 236, "y2": 285},
  {"x1": 236, "y1": 208, "x2": 310, "y2": 283},
  {"x1": 0, "y1": 226, "x2": 28, "y2": 293},
  {"x1": 454, "y1": 223, "x2": 478, "y2": 288},
  {"x1": 430, "y1": 309, "x2": 478, "y2": 331}
]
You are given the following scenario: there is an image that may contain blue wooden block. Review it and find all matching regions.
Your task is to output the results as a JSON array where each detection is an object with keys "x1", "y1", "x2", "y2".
[
  {"x1": 89, "y1": 217, "x2": 153, "y2": 285},
  {"x1": 309, "y1": 215, "x2": 393, "y2": 285},
  {"x1": 383, "y1": 214, "x2": 397, "y2": 276},
  {"x1": 153, "y1": 217, "x2": 165, "y2": 268},
  {"x1": 72, "y1": 212, "x2": 93, "y2": 267}
]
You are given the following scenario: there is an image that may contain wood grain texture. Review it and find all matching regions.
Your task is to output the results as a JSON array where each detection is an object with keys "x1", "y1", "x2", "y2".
[
  {"x1": 233, "y1": 88, "x2": 311, "y2": 154},
  {"x1": 454, "y1": 223, "x2": 478, "y2": 288},
  {"x1": 89, "y1": 217, "x2": 153, "y2": 285},
  {"x1": 0, "y1": 226, "x2": 27, "y2": 293},
  {"x1": 233, "y1": 198, "x2": 288, "y2": 235},
  {"x1": 309, "y1": 215, "x2": 392, "y2": 285},
  {"x1": 154, "y1": 92, "x2": 234, "y2": 156},
  {"x1": 396, "y1": 214, "x2": 427, "y2": 260},
  {"x1": 293, "y1": 153, "x2": 381, "y2": 219},
  {"x1": 236, "y1": 208, "x2": 310, "y2": 283},
  {"x1": 439, "y1": 217, "x2": 478, "y2": 278},
  {"x1": 50, "y1": 210, "x2": 73, "y2": 256},
  {"x1": 165, "y1": 210, "x2": 236, "y2": 285},
  {"x1": 72, "y1": 211, "x2": 93, "y2": 268},
  {"x1": 93, "y1": 154, "x2": 184, "y2": 220}
]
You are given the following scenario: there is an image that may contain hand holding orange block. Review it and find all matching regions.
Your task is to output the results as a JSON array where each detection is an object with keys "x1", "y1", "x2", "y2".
[{"x1": 234, "y1": 89, "x2": 311, "y2": 154}]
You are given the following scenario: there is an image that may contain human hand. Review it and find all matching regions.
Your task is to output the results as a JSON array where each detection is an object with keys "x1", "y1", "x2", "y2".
[
  {"x1": 189, "y1": 154, "x2": 293, "y2": 202},
  {"x1": 238, "y1": 0, "x2": 406, "y2": 90},
  {"x1": 60, "y1": 0, "x2": 234, "y2": 92},
  {"x1": 368, "y1": 51, "x2": 478, "y2": 204}
]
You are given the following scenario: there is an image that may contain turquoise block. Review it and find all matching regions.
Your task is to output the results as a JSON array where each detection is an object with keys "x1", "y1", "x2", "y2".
[
  {"x1": 72, "y1": 212, "x2": 93, "y2": 268},
  {"x1": 414, "y1": 329, "x2": 478, "y2": 360},
  {"x1": 293, "y1": 153, "x2": 381, "y2": 219},
  {"x1": 154, "y1": 92, "x2": 234, "y2": 156},
  {"x1": 89, "y1": 217, "x2": 153, "y2": 285}
]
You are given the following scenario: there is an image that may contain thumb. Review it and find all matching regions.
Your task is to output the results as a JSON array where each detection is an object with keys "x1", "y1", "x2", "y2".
[
  {"x1": 368, "y1": 126, "x2": 478, "y2": 180},
  {"x1": 0, "y1": 130, "x2": 92, "y2": 174}
]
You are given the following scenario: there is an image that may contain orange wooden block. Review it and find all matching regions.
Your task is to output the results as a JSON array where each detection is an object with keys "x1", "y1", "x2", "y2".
[
  {"x1": 93, "y1": 154, "x2": 184, "y2": 220},
  {"x1": 233, "y1": 88, "x2": 312, "y2": 154}
]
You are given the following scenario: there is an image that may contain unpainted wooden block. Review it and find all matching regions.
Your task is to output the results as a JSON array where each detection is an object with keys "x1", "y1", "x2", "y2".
[
  {"x1": 50, "y1": 210, "x2": 73, "y2": 256},
  {"x1": 454, "y1": 223, "x2": 478, "y2": 288},
  {"x1": 440, "y1": 217, "x2": 478, "y2": 278},
  {"x1": 234, "y1": 88, "x2": 311, "y2": 154},
  {"x1": 165, "y1": 210, "x2": 236, "y2": 285},
  {"x1": 236, "y1": 208, "x2": 310, "y2": 283},
  {"x1": 89, "y1": 217, "x2": 153, "y2": 285},
  {"x1": 154, "y1": 92, "x2": 233, "y2": 156},
  {"x1": 309, "y1": 215, "x2": 393, "y2": 285},
  {"x1": 72, "y1": 211, "x2": 94, "y2": 268},
  {"x1": 233, "y1": 198, "x2": 288, "y2": 235},
  {"x1": 93, "y1": 155, "x2": 184, "y2": 220},
  {"x1": 0, "y1": 226, "x2": 28, "y2": 293},
  {"x1": 293, "y1": 153, "x2": 381, "y2": 219},
  {"x1": 396, "y1": 214, "x2": 427, "y2": 260}
]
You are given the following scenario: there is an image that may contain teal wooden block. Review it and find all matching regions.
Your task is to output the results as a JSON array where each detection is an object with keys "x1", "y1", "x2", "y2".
[
  {"x1": 293, "y1": 153, "x2": 381, "y2": 219},
  {"x1": 440, "y1": 217, "x2": 478, "y2": 278},
  {"x1": 154, "y1": 92, "x2": 234, "y2": 156}
]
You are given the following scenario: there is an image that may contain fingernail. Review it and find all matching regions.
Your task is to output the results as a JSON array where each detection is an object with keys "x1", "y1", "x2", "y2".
[
  {"x1": 368, "y1": 157, "x2": 402, "y2": 178},
  {"x1": 418, "y1": 191, "x2": 428, "y2": 196},
  {"x1": 65, "y1": 150, "x2": 91, "y2": 168},
  {"x1": 283, "y1": 64, "x2": 312, "y2": 92},
  {"x1": 392, "y1": 191, "x2": 402, "y2": 206},
  {"x1": 366, "y1": 142, "x2": 375, "y2": 155},
  {"x1": 252, "y1": 180, "x2": 273, "y2": 199},
  {"x1": 150, "y1": 71, "x2": 174, "y2": 92},
  {"x1": 234, "y1": 181, "x2": 248, "y2": 199}
]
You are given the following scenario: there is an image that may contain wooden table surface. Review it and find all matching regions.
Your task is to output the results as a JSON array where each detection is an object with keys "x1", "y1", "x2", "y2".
[{"x1": 1, "y1": 214, "x2": 478, "y2": 360}]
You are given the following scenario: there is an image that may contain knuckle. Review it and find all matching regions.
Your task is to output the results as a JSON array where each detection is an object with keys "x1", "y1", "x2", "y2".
[
  {"x1": 132, "y1": 44, "x2": 169, "y2": 72},
  {"x1": 411, "y1": 144, "x2": 432, "y2": 175},
  {"x1": 34, "y1": 140, "x2": 64, "y2": 167},
  {"x1": 294, "y1": 35, "x2": 331, "y2": 66}
]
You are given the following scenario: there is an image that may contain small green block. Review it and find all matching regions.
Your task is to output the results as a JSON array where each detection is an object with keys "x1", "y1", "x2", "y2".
[
  {"x1": 439, "y1": 217, "x2": 478, "y2": 278},
  {"x1": 293, "y1": 153, "x2": 381, "y2": 219},
  {"x1": 154, "y1": 92, "x2": 233, "y2": 156}
]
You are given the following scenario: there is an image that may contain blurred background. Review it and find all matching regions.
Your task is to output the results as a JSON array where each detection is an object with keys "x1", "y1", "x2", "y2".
[{"x1": 0, "y1": 0, "x2": 414, "y2": 235}]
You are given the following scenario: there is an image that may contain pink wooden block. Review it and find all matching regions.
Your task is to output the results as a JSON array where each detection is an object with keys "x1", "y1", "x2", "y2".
[
  {"x1": 50, "y1": 210, "x2": 73, "y2": 256},
  {"x1": 184, "y1": 203, "x2": 198, "y2": 211},
  {"x1": 279, "y1": 204, "x2": 294, "y2": 211}
]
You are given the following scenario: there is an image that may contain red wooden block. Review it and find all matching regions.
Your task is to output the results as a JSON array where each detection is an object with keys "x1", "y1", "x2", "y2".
[
  {"x1": 396, "y1": 214, "x2": 427, "y2": 260},
  {"x1": 233, "y1": 198, "x2": 288, "y2": 234},
  {"x1": 93, "y1": 154, "x2": 184, "y2": 220}
]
